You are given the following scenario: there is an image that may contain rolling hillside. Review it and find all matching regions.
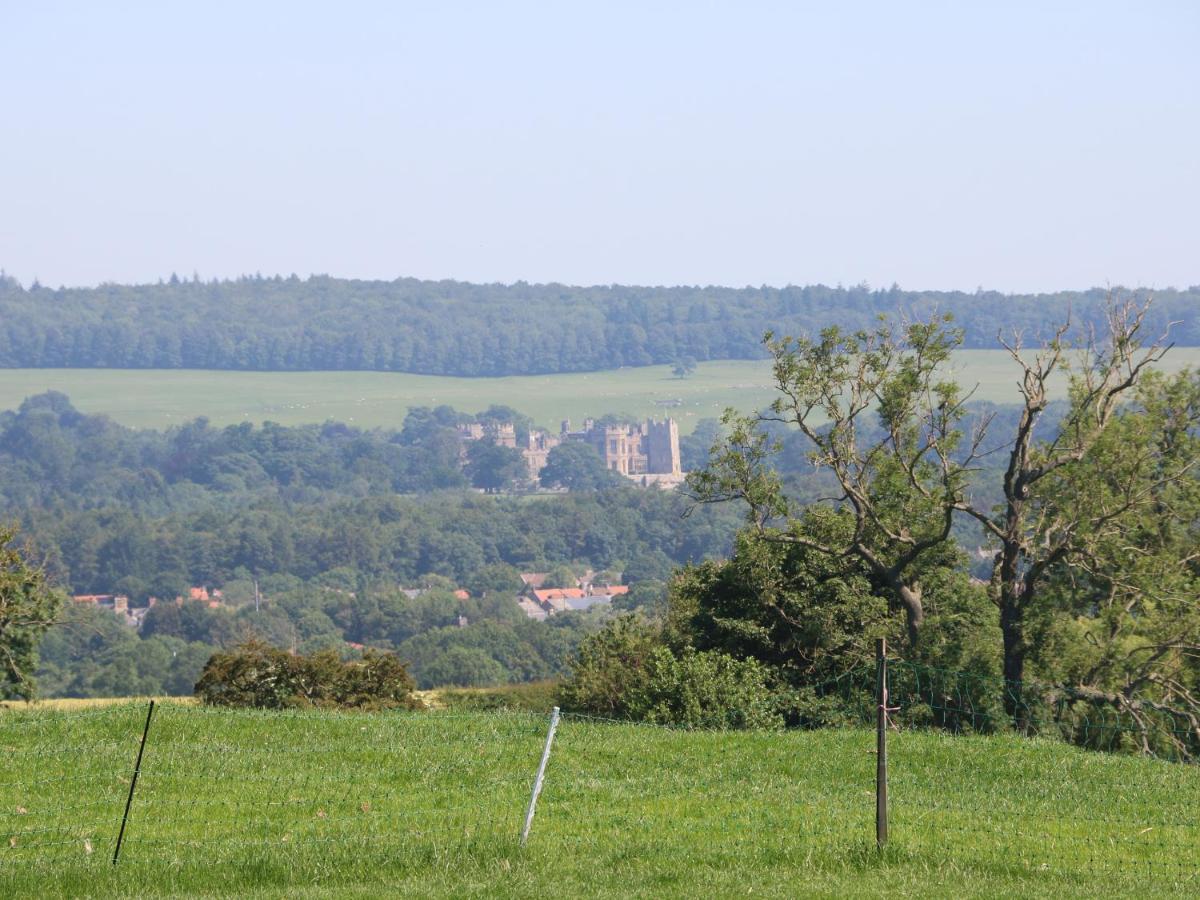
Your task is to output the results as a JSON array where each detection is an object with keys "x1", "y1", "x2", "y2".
[{"x1": 2, "y1": 349, "x2": 1199, "y2": 434}]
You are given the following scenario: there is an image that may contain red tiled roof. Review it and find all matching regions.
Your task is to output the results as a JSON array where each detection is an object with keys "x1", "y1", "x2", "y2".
[{"x1": 454, "y1": 590, "x2": 470, "y2": 600}]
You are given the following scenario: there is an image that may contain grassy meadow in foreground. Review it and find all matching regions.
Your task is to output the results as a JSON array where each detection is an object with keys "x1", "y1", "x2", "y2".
[
  {"x1": 0, "y1": 704, "x2": 1196, "y2": 898},
  {"x1": 2, "y1": 349, "x2": 1197, "y2": 434}
]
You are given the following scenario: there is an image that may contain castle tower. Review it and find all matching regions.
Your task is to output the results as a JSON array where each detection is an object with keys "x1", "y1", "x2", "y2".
[
  {"x1": 644, "y1": 419, "x2": 682, "y2": 475},
  {"x1": 492, "y1": 423, "x2": 517, "y2": 448}
]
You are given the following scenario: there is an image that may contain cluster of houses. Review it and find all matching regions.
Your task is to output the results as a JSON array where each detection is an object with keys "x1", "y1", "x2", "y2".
[
  {"x1": 394, "y1": 571, "x2": 629, "y2": 622},
  {"x1": 512, "y1": 571, "x2": 629, "y2": 620},
  {"x1": 75, "y1": 570, "x2": 628, "y2": 632},
  {"x1": 71, "y1": 586, "x2": 223, "y2": 629},
  {"x1": 457, "y1": 417, "x2": 686, "y2": 488}
]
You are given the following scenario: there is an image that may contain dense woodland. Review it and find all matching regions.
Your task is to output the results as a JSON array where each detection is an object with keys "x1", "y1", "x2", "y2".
[
  {"x1": 2, "y1": 272, "x2": 1197, "y2": 374},
  {"x1": 0, "y1": 392, "x2": 721, "y2": 514},
  {"x1": 0, "y1": 393, "x2": 739, "y2": 697},
  {"x1": 0, "y1": 389, "x2": 1046, "y2": 699},
  {"x1": 0, "y1": 384, "x2": 1061, "y2": 701}
]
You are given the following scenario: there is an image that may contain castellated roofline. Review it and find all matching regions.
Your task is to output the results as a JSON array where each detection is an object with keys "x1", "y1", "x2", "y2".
[{"x1": 460, "y1": 416, "x2": 685, "y2": 486}]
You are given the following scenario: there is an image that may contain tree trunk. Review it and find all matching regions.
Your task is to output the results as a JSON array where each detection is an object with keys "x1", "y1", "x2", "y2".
[
  {"x1": 896, "y1": 582, "x2": 924, "y2": 649},
  {"x1": 999, "y1": 581, "x2": 1027, "y2": 732}
]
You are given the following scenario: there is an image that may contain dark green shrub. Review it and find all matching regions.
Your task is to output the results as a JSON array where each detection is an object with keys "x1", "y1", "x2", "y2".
[
  {"x1": 194, "y1": 640, "x2": 420, "y2": 711},
  {"x1": 556, "y1": 615, "x2": 661, "y2": 719},
  {"x1": 628, "y1": 647, "x2": 783, "y2": 730},
  {"x1": 558, "y1": 615, "x2": 782, "y2": 729}
]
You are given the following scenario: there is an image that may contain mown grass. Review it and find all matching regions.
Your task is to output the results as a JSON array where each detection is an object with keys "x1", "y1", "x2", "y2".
[
  {"x1": 0, "y1": 704, "x2": 1196, "y2": 898},
  {"x1": 3, "y1": 349, "x2": 1197, "y2": 434}
]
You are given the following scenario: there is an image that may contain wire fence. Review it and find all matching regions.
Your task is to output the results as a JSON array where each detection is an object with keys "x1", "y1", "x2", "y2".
[
  {"x1": 0, "y1": 704, "x2": 547, "y2": 871},
  {"x1": 0, "y1": 658, "x2": 1197, "y2": 892}
]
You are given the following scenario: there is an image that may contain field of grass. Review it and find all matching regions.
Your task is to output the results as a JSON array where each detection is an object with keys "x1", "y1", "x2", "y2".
[
  {"x1": 3, "y1": 349, "x2": 1197, "y2": 436},
  {"x1": 1, "y1": 703, "x2": 1196, "y2": 898}
]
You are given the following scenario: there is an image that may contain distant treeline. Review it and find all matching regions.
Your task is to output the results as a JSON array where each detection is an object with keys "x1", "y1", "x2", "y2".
[{"x1": 2, "y1": 272, "x2": 1196, "y2": 375}]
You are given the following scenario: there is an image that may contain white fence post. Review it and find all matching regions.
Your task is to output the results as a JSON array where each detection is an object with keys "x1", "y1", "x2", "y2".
[{"x1": 521, "y1": 706, "x2": 560, "y2": 847}]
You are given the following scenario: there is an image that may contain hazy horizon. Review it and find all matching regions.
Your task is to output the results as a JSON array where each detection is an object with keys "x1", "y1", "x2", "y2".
[
  {"x1": 3, "y1": 270, "x2": 1199, "y2": 296},
  {"x1": 3, "y1": 2, "x2": 1197, "y2": 293}
]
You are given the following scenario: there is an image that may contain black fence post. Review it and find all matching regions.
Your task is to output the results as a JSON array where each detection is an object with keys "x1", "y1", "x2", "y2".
[
  {"x1": 113, "y1": 699, "x2": 156, "y2": 865},
  {"x1": 875, "y1": 638, "x2": 888, "y2": 849}
]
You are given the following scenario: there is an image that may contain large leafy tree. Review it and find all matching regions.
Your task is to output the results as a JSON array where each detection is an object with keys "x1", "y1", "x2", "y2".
[
  {"x1": 688, "y1": 315, "x2": 984, "y2": 648},
  {"x1": 464, "y1": 438, "x2": 527, "y2": 493},
  {"x1": 690, "y1": 299, "x2": 1197, "y2": 741},
  {"x1": 1025, "y1": 369, "x2": 1200, "y2": 751},
  {"x1": 668, "y1": 520, "x2": 892, "y2": 686},
  {"x1": 0, "y1": 526, "x2": 62, "y2": 699},
  {"x1": 539, "y1": 442, "x2": 619, "y2": 491},
  {"x1": 951, "y1": 301, "x2": 1186, "y2": 721}
]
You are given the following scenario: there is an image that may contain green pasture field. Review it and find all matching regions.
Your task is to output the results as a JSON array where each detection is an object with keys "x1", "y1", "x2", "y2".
[
  {"x1": 2, "y1": 349, "x2": 1197, "y2": 436},
  {"x1": 1, "y1": 704, "x2": 1196, "y2": 898}
]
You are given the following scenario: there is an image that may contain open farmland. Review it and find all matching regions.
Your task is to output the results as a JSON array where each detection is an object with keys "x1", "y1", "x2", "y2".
[
  {"x1": 1, "y1": 348, "x2": 1198, "y2": 435},
  {"x1": 1, "y1": 704, "x2": 1197, "y2": 898}
]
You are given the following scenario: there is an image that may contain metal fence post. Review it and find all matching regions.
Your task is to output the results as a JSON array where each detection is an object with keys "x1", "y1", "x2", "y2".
[
  {"x1": 875, "y1": 638, "x2": 889, "y2": 849},
  {"x1": 113, "y1": 699, "x2": 156, "y2": 865},
  {"x1": 521, "y1": 706, "x2": 560, "y2": 847}
]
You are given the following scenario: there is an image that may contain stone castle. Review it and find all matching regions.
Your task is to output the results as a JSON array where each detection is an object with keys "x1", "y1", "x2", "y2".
[{"x1": 458, "y1": 417, "x2": 684, "y2": 488}]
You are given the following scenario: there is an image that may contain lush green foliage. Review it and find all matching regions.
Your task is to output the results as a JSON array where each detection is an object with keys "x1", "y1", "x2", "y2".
[
  {"x1": 0, "y1": 525, "x2": 61, "y2": 699},
  {"x1": 465, "y1": 438, "x2": 527, "y2": 493},
  {"x1": 24, "y1": 489, "x2": 736, "y2": 600},
  {"x1": 556, "y1": 615, "x2": 662, "y2": 718},
  {"x1": 194, "y1": 640, "x2": 421, "y2": 710},
  {"x1": 1023, "y1": 369, "x2": 1200, "y2": 742},
  {"x1": 557, "y1": 614, "x2": 782, "y2": 729},
  {"x1": 668, "y1": 526, "x2": 894, "y2": 685},
  {"x1": 2, "y1": 273, "x2": 1197, "y2": 375},
  {"x1": 37, "y1": 602, "x2": 212, "y2": 698},
  {"x1": 623, "y1": 646, "x2": 782, "y2": 729},
  {"x1": 0, "y1": 391, "x2": 482, "y2": 507},
  {"x1": 538, "y1": 442, "x2": 619, "y2": 490},
  {"x1": 689, "y1": 316, "x2": 986, "y2": 647},
  {"x1": 0, "y1": 394, "x2": 741, "y2": 699},
  {"x1": 562, "y1": 524, "x2": 997, "y2": 730},
  {"x1": 672, "y1": 307, "x2": 1200, "y2": 747}
]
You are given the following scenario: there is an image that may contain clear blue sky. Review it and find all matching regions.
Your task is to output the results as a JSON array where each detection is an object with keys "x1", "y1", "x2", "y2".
[{"x1": 2, "y1": 1, "x2": 1196, "y2": 292}]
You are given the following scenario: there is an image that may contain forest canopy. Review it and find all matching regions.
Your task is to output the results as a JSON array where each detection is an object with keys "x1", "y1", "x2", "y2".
[{"x1": 1, "y1": 272, "x2": 1197, "y2": 375}]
